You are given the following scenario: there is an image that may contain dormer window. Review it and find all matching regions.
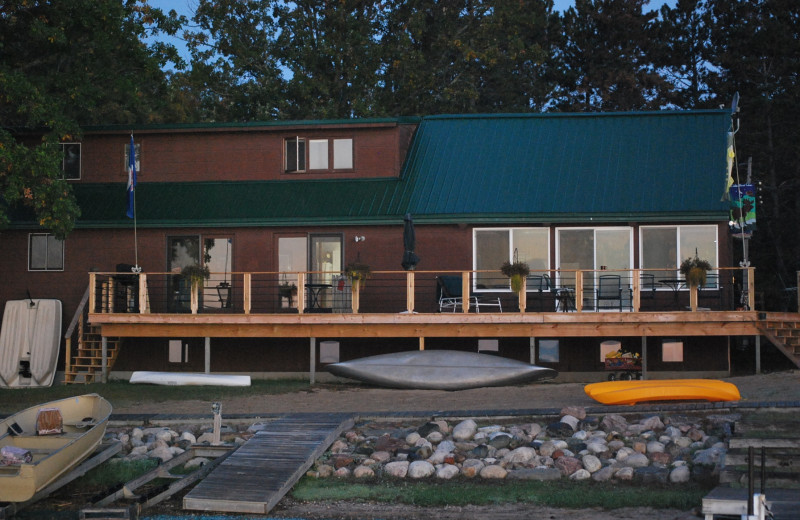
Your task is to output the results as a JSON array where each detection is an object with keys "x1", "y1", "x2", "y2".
[{"x1": 285, "y1": 137, "x2": 353, "y2": 173}]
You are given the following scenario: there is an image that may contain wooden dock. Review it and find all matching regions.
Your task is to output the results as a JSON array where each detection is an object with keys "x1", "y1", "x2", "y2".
[
  {"x1": 703, "y1": 487, "x2": 800, "y2": 519},
  {"x1": 183, "y1": 413, "x2": 355, "y2": 514}
]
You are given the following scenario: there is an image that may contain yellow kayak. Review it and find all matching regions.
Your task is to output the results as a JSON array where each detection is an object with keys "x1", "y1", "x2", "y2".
[{"x1": 584, "y1": 379, "x2": 741, "y2": 405}]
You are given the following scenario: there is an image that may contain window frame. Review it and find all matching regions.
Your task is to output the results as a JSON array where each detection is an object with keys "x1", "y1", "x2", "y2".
[
  {"x1": 28, "y1": 233, "x2": 64, "y2": 271},
  {"x1": 60, "y1": 142, "x2": 81, "y2": 180},
  {"x1": 554, "y1": 226, "x2": 634, "y2": 289},
  {"x1": 473, "y1": 227, "x2": 550, "y2": 292},
  {"x1": 639, "y1": 224, "x2": 718, "y2": 289},
  {"x1": 284, "y1": 136, "x2": 354, "y2": 173},
  {"x1": 123, "y1": 142, "x2": 141, "y2": 175}
]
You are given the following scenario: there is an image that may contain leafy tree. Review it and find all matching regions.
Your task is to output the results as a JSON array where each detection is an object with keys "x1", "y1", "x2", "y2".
[
  {"x1": 0, "y1": 0, "x2": 183, "y2": 238},
  {"x1": 556, "y1": 0, "x2": 666, "y2": 111},
  {"x1": 652, "y1": 0, "x2": 715, "y2": 108},
  {"x1": 274, "y1": 0, "x2": 383, "y2": 119},
  {"x1": 178, "y1": 0, "x2": 287, "y2": 121}
]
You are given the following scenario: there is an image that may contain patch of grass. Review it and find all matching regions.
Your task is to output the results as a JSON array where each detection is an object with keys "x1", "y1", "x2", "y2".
[
  {"x1": 292, "y1": 478, "x2": 713, "y2": 510},
  {"x1": 0, "y1": 379, "x2": 312, "y2": 414},
  {"x1": 71, "y1": 459, "x2": 159, "y2": 492}
]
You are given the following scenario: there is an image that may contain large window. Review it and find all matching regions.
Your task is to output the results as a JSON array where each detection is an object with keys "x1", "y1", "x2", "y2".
[
  {"x1": 556, "y1": 227, "x2": 632, "y2": 288},
  {"x1": 123, "y1": 142, "x2": 141, "y2": 174},
  {"x1": 61, "y1": 143, "x2": 81, "y2": 180},
  {"x1": 474, "y1": 228, "x2": 549, "y2": 291},
  {"x1": 29, "y1": 233, "x2": 64, "y2": 271},
  {"x1": 285, "y1": 137, "x2": 353, "y2": 172},
  {"x1": 167, "y1": 235, "x2": 234, "y2": 311},
  {"x1": 640, "y1": 225, "x2": 717, "y2": 282}
]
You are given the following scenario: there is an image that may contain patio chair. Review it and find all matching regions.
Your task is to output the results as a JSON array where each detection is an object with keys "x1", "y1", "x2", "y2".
[
  {"x1": 698, "y1": 273, "x2": 722, "y2": 309},
  {"x1": 436, "y1": 275, "x2": 501, "y2": 313},
  {"x1": 640, "y1": 273, "x2": 656, "y2": 300},
  {"x1": 596, "y1": 274, "x2": 624, "y2": 311},
  {"x1": 527, "y1": 274, "x2": 551, "y2": 311}
]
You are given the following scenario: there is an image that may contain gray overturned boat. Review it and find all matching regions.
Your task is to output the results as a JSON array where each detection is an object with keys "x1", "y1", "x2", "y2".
[{"x1": 327, "y1": 350, "x2": 557, "y2": 390}]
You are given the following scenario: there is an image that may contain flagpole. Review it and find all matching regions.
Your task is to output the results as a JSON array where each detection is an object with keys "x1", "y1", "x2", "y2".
[{"x1": 128, "y1": 132, "x2": 141, "y2": 273}]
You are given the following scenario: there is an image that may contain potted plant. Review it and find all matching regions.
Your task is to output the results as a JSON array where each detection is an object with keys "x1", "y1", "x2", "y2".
[
  {"x1": 181, "y1": 264, "x2": 209, "y2": 313},
  {"x1": 501, "y1": 260, "x2": 530, "y2": 294},
  {"x1": 181, "y1": 264, "x2": 210, "y2": 289},
  {"x1": 344, "y1": 262, "x2": 370, "y2": 313},
  {"x1": 345, "y1": 262, "x2": 371, "y2": 286},
  {"x1": 679, "y1": 254, "x2": 712, "y2": 287}
]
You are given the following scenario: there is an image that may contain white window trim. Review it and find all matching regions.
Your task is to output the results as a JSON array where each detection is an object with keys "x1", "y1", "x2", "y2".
[
  {"x1": 472, "y1": 227, "x2": 551, "y2": 293},
  {"x1": 639, "y1": 224, "x2": 719, "y2": 289},
  {"x1": 554, "y1": 226, "x2": 634, "y2": 287}
]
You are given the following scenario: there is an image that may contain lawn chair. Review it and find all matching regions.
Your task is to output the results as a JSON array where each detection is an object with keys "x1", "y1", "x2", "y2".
[
  {"x1": 596, "y1": 274, "x2": 624, "y2": 311},
  {"x1": 436, "y1": 275, "x2": 501, "y2": 312}
]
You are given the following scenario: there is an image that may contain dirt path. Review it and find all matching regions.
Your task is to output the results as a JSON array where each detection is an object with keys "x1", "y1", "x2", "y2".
[{"x1": 114, "y1": 370, "x2": 800, "y2": 416}]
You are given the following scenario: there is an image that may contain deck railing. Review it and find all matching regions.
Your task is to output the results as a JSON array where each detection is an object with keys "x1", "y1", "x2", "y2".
[{"x1": 88, "y1": 267, "x2": 757, "y2": 315}]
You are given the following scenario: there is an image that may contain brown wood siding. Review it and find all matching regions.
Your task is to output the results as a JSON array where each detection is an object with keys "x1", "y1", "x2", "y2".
[{"x1": 76, "y1": 125, "x2": 408, "y2": 184}]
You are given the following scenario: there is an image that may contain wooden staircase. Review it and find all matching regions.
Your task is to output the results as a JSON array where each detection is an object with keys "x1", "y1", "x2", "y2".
[
  {"x1": 722, "y1": 416, "x2": 800, "y2": 488},
  {"x1": 64, "y1": 323, "x2": 121, "y2": 384},
  {"x1": 758, "y1": 313, "x2": 800, "y2": 369}
]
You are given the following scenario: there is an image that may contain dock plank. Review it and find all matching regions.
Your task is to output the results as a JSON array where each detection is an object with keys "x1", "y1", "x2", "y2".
[{"x1": 183, "y1": 413, "x2": 354, "y2": 514}]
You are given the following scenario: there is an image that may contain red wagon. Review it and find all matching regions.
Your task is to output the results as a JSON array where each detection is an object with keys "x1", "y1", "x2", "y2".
[{"x1": 604, "y1": 355, "x2": 642, "y2": 380}]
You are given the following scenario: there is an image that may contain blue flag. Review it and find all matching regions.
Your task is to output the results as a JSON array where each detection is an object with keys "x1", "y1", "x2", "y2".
[{"x1": 126, "y1": 134, "x2": 136, "y2": 218}]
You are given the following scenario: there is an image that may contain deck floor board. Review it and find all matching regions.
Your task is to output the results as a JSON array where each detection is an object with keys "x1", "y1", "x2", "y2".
[{"x1": 183, "y1": 413, "x2": 354, "y2": 514}]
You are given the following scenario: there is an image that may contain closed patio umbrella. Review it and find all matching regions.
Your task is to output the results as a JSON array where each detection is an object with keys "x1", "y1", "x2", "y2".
[{"x1": 401, "y1": 213, "x2": 420, "y2": 270}]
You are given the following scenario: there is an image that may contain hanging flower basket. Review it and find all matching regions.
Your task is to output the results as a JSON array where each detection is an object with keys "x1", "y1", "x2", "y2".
[
  {"x1": 181, "y1": 264, "x2": 210, "y2": 289},
  {"x1": 501, "y1": 261, "x2": 530, "y2": 294},
  {"x1": 679, "y1": 255, "x2": 712, "y2": 287},
  {"x1": 345, "y1": 262, "x2": 371, "y2": 286}
]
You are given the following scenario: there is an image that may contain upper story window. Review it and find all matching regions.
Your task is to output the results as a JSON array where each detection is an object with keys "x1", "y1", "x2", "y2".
[
  {"x1": 29, "y1": 233, "x2": 64, "y2": 271},
  {"x1": 285, "y1": 137, "x2": 353, "y2": 173},
  {"x1": 124, "y1": 142, "x2": 141, "y2": 174},
  {"x1": 61, "y1": 143, "x2": 81, "y2": 180}
]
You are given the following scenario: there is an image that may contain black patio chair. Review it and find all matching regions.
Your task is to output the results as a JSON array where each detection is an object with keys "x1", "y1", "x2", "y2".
[
  {"x1": 596, "y1": 274, "x2": 624, "y2": 311},
  {"x1": 527, "y1": 274, "x2": 551, "y2": 311}
]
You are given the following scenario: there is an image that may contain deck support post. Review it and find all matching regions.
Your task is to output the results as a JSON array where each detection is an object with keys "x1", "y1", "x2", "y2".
[
  {"x1": 755, "y1": 335, "x2": 761, "y2": 374},
  {"x1": 101, "y1": 336, "x2": 108, "y2": 383},
  {"x1": 310, "y1": 337, "x2": 316, "y2": 384},
  {"x1": 419, "y1": 337, "x2": 425, "y2": 351},
  {"x1": 205, "y1": 337, "x2": 211, "y2": 373},
  {"x1": 529, "y1": 337, "x2": 536, "y2": 364},
  {"x1": 641, "y1": 335, "x2": 647, "y2": 380}
]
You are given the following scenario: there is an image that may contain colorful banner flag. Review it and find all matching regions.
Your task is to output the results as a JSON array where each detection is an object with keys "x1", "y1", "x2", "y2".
[
  {"x1": 729, "y1": 184, "x2": 755, "y2": 236},
  {"x1": 126, "y1": 134, "x2": 136, "y2": 219}
]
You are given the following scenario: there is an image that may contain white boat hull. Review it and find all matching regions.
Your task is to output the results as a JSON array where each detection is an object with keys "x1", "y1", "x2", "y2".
[
  {"x1": 0, "y1": 299, "x2": 62, "y2": 388},
  {"x1": 130, "y1": 371, "x2": 251, "y2": 386},
  {"x1": 327, "y1": 350, "x2": 557, "y2": 390}
]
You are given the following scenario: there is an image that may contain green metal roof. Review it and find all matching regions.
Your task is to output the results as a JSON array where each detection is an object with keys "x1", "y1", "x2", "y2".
[
  {"x1": 391, "y1": 110, "x2": 732, "y2": 223},
  {"x1": 11, "y1": 110, "x2": 732, "y2": 229}
]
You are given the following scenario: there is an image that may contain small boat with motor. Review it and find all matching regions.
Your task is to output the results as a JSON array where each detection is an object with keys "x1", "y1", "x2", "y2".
[
  {"x1": 327, "y1": 350, "x2": 557, "y2": 390},
  {"x1": 0, "y1": 393, "x2": 112, "y2": 502},
  {"x1": 584, "y1": 379, "x2": 741, "y2": 405}
]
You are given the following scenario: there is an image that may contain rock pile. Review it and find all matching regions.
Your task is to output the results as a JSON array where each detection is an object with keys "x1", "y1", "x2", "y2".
[
  {"x1": 105, "y1": 423, "x2": 251, "y2": 466},
  {"x1": 307, "y1": 408, "x2": 739, "y2": 484}
]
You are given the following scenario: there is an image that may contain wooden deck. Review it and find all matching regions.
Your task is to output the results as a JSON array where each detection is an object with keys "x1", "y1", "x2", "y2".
[
  {"x1": 90, "y1": 310, "x2": 763, "y2": 339},
  {"x1": 182, "y1": 413, "x2": 355, "y2": 515}
]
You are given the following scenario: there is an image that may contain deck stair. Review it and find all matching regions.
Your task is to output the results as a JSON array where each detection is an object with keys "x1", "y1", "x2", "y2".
[
  {"x1": 183, "y1": 413, "x2": 355, "y2": 515},
  {"x1": 707, "y1": 409, "x2": 800, "y2": 519},
  {"x1": 64, "y1": 324, "x2": 121, "y2": 384},
  {"x1": 758, "y1": 313, "x2": 800, "y2": 369}
]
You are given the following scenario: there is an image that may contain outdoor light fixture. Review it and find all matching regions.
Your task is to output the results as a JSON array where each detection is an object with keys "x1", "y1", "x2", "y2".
[
  {"x1": 216, "y1": 281, "x2": 231, "y2": 308},
  {"x1": 354, "y1": 236, "x2": 365, "y2": 242}
]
